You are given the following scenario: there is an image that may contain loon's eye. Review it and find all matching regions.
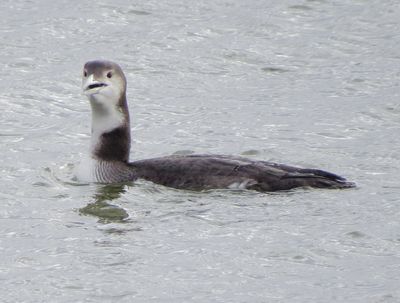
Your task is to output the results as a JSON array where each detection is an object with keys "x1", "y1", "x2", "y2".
[
  {"x1": 107, "y1": 71, "x2": 113, "y2": 78},
  {"x1": 83, "y1": 70, "x2": 87, "y2": 77}
]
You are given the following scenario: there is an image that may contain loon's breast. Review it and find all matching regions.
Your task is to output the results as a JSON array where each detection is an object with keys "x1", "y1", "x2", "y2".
[
  {"x1": 75, "y1": 156, "x2": 95, "y2": 182},
  {"x1": 75, "y1": 157, "x2": 136, "y2": 183}
]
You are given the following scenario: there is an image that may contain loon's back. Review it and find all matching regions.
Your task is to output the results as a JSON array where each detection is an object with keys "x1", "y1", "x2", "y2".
[{"x1": 129, "y1": 154, "x2": 355, "y2": 191}]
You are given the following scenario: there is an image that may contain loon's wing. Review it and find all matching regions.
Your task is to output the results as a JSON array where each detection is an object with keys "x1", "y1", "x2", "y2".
[{"x1": 128, "y1": 154, "x2": 355, "y2": 191}]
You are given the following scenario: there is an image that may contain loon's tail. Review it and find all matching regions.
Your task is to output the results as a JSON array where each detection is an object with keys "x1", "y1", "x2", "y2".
[{"x1": 281, "y1": 168, "x2": 356, "y2": 189}]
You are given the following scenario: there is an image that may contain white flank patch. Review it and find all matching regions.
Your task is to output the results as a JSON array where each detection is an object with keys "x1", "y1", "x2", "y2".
[{"x1": 228, "y1": 179, "x2": 253, "y2": 190}]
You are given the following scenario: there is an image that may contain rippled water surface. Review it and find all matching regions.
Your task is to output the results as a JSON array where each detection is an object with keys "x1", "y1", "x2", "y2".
[{"x1": 1, "y1": 0, "x2": 400, "y2": 302}]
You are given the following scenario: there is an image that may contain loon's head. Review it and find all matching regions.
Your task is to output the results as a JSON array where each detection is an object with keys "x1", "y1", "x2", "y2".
[
  {"x1": 82, "y1": 60, "x2": 131, "y2": 162},
  {"x1": 82, "y1": 60, "x2": 128, "y2": 116}
]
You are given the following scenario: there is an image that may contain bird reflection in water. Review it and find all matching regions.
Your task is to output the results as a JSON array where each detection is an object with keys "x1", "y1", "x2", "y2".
[{"x1": 79, "y1": 184, "x2": 129, "y2": 223}]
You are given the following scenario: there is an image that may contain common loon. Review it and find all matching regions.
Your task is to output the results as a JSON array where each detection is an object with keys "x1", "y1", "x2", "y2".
[{"x1": 75, "y1": 59, "x2": 355, "y2": 191}]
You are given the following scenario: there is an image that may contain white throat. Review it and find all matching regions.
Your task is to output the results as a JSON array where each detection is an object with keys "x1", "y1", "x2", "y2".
[{"x1": 89, "y1": 95, "x2": 126, "y2": 155}]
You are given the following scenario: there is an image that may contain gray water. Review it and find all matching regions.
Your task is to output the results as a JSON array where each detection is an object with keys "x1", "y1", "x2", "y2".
[{"x1": 1, "y1": 0, "x2": 399, "y2": 302}]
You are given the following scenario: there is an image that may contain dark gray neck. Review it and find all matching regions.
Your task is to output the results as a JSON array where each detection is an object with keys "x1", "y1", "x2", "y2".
[
  {"x1": 94, "y1": 126, "x2": 131, "y2": 162},
  {"x1": 90, "y1": 93, "x2": 131, "y2": 163}
]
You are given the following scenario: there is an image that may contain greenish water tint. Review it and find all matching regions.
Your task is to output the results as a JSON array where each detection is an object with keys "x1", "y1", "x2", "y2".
[{"x1": 79, "y1": 185, "x2": 129, "y2": 223}]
